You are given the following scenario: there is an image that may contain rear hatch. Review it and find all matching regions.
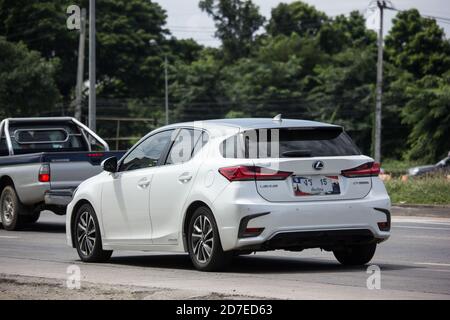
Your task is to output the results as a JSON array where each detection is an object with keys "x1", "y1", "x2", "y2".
[
  {"x1": 254, "y1": 156, "x2": 374, "y2": 202},
  {"x1": 221, "y1": 126, "x2": 377, "y2": 202}
]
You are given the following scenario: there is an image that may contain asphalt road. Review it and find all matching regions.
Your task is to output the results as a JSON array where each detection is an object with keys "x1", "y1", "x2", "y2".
[{"x1": 1, "y1": 212, "x2": 450, "y2": 299}]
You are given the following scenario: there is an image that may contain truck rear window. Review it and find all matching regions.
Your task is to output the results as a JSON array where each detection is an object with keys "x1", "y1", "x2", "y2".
[
  {"x1": 221, "y1": 127, "x2": 361, "y2": 158},
  {"x1": 8, "y1": 123, "x2": 88, "y2": 154}
]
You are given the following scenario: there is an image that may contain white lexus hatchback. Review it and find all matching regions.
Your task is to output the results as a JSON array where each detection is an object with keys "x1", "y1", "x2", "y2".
[{"x1": 66, "y1": 118, "x2": 391, "y2": 271}]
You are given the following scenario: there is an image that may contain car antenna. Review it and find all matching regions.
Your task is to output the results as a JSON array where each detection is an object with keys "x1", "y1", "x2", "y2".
[{"x1": 273, "y1": 114, "x2": 282, "y2": 122}]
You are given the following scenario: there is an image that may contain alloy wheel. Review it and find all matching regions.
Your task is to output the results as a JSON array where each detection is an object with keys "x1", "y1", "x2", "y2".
[
  {"x1": 76, "y1": 211, "x2": 96, "y2": 256},
  {"x1": 191, "y1": 215, "x2": 214, "y2": 263},
  {"x1": 2, "y1": 193, "x2": 14, "y2": 224}
]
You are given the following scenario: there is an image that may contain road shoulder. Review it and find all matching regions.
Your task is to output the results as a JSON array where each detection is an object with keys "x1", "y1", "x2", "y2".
[{"x1": 391, "y1": 205, "x2": 450, "y2": 218}]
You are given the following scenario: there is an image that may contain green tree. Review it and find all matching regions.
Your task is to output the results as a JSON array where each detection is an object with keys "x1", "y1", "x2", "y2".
[
  {"x1": 171, "y1": 51, "x2": 226, "y2": 122},
  {"x1": 93, "y1": 0, "x2": 169, "y2": 98},
  {"x1": 401, "y1": 73, "x2": 450, "y2": 162},
  {"x1": 168, "y1": 37, "x2": 204, "y2": 64},
  {"x1": 0, "y1": 0, "x2": 77, "y2": 98},
  {"x1": 0, "y1": 0, "x2": 171, "y2": 101},
  {"x1": 199, "y1": 0, "x2": 265, "y2": 61},
  {"x1": 0, "y1": 37, "x2": 60, "y2": 118},
  {"x1": 222, "y1": 33, "x2": 324, "y2": 118},
  {"x1": 307, "y1": 46, "x2": 377, "y2": 154},
  {"x1": 267, "y1": 1, "x2": 327, "y2": 37},
  {"x1": 381, "y1": 65, "x2": 412, "y2": 160},
  {"x1": 317, "y1": 11, "x2": 376, "y2": 54},
  {"x1": 385, "y1": 9, "x2": 450, "y2": 79}
]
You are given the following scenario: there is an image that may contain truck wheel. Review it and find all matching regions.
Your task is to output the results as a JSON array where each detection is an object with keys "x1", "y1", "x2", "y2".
[
  {"x1": 187, "y1": 206, "x2": 232, "y2": 271},
  {"x1": 333, "y1": 243, "x2": 377, "y2": 266},
  {"x1": 74, "y1": 203, "x2": 112, "y2": 262},
  {"x1": 0, "y1": 186, "x2": 26, "y2": 231}
]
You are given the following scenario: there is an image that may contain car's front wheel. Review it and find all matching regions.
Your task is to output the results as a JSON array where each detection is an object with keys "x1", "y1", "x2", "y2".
[
  {"x1": 333, "y1": 243, "x2": 377, "y2": 266},
  {"x1": 74, "y1": 204, "x2": 112, "y2": 262},
  {"x1": 187, "y1": 206, "x2": 232, "y2": 271}
]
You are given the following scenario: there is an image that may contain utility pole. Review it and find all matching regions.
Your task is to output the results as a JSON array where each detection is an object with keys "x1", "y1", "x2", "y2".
[
  {"x1": 89, "y1": 0, "x2": 96, "y2": 132},
  {"x1": 75, "y1": 8, "x2": 86, "y2": 121},
  {"x1": 148, "y1": 40, "x2": 169, "y2": 125},
  {"x1": 164, "y1": 55, "x2": 169, "y2": 125},
  {"x1": 374, "y1": 0, "x2": 386, "y2": 163}
]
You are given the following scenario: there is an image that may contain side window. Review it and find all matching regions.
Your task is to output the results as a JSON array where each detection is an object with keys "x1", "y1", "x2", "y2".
[
  {"x1": 166, "y1": 129, "x2": 201, "y2": 165},
  {"x1": 120, "y1": 130, "x2": 174, "y2": 171},
  {"x1": 192, "y1": 131, "x2": 209, "y2": 158}
]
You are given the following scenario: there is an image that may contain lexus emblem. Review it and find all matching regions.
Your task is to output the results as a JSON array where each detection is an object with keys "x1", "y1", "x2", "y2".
[{"x1": 313, "y1": 160, "x2": 324, "y2": 170}]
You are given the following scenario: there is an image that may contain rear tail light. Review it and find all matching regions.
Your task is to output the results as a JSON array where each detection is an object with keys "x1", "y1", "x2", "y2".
[
  {"x1": 38, "y1": 164, "x2": 50, "y2": 182},
  {"x1": 88, "y1": 153, "x2": 104, "y2": 157},
  {"x1": 341, "y1": 162, "x2": 380, "y2": 178},
  {"x1": 219, "y1": 165, "x2": 292, "y2": 182}
]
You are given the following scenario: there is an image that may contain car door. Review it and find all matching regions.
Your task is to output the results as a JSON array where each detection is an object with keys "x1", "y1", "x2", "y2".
[
  {"x1": 149, "y1": 128, "x2": 207, "y2": 245},
  {"x1": 101, "y1": 129, "x2": 175, "y2": 244}
]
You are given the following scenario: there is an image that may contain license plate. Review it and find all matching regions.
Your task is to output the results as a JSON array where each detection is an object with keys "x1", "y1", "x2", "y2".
[{"x1": 292, "y1": 175, "x2": 340, "y2": 196}]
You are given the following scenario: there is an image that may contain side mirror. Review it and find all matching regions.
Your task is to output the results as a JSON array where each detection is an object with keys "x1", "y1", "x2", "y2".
[{"x1": 101, "y1": 156, "x2": 117, "y2": 173}]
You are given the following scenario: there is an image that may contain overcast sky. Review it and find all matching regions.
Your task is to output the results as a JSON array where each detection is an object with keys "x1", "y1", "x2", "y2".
[{"x1": 154, "y1": 0, "x2": 450, "y2": 47}]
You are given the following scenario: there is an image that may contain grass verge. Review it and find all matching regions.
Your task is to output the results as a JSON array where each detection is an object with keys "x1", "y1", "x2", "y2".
[{"x1": 384, "y1": 176, "x2": 450, "y2": 205}]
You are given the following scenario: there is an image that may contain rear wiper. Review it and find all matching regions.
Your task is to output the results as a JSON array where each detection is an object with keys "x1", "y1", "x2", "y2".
[{"x1": 282, "y1": 150, "x2": 312, "y2": 157}]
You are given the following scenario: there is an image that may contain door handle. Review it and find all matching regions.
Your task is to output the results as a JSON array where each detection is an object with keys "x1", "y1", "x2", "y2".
[
  {"x1": 178, "y1": 173, "x2": 192, "y2": 183},
  {"x1": 137, "y1": 178, "x2": 150, "y2": 188}
]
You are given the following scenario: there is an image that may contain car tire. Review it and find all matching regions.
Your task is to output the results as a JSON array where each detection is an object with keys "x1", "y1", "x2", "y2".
[
  {"x1": 74, "y1": 203, "x2": 112, "y2": 263},
  {"x1": 0, "y1": 186, "x2": 27, "y2": 231},
  {"x1": 187, "y1": 206, "x2": 232, "y2": 271},
  {"x1": 333, "y1": 243, "x2": 377, "y2": 266}
]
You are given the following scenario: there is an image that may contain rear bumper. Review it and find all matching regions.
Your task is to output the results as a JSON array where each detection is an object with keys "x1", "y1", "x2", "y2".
[
  {"x1": 243, "y1": 229, "x2": 377, "y2": 251},
  {"x1": 44, "y1": 189, "x2": 74, "y2": 206},
  {"x1": 212, "y1": 179, "x2": 391, "y2": 251}
]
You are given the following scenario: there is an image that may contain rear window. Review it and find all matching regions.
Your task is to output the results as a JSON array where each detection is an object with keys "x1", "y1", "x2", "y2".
[
  {"x1": 221, "y1": 127, "x2": 361, "y2": 158},
  {"x1": 9, "y1": 122, "x2": 88, "y2": 154}
]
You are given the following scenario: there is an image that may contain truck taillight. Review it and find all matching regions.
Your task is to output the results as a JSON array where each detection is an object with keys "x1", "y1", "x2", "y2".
[
  {"x1": 219, "y1": 165, "x2": 292, "y2": 182},
  {"x1": 39, "y1": 164, "x2": 50, "y2": 182},
  {"x1": 341, "y1": 162, "x2": 380, "y2": 178}
]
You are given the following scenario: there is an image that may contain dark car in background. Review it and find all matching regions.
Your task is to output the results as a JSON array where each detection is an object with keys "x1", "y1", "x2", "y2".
[{"x1": 408, "y1": 155, "x2": 450, "y2": 177}]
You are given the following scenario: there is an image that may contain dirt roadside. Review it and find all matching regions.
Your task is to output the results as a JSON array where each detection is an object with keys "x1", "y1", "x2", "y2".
[{"x1": 0, "y1": 273, "x2": 256, "y2": 300}]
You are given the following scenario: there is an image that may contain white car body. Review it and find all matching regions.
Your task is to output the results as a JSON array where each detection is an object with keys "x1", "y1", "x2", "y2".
[{"x1": 66, "y1": 118, "x2": 390, "y2": 266}]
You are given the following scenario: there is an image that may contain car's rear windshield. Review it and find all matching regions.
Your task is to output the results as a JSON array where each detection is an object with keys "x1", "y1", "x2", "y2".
[
  {"x1": 5, "y1": 122, "x2": 88, "y2": 155},
  {"x1": 221, "y1": 127, "x2": 361, "y2": 158}
]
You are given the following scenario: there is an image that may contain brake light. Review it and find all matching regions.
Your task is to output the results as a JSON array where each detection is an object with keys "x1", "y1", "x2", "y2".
[
  {"x1": 88, "y1": 153, "x2": 104, "y2": 157},
  {"x1": 219, "y1": 165, "x2": 292, "y2": 182},
  {"x1": 38, "y1": 164, "x2": 50, "y2": 182},
  {"x1": 341, "y1": 162, "x2": 380, "y2": 178}
]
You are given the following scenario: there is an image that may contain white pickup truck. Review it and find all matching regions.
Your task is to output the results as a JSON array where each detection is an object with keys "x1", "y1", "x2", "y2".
[{"x1": 0, "y1": 117, "x2": 125, "y2": 230}]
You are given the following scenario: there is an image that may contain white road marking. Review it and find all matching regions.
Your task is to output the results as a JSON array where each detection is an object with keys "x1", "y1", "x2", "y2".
[
  {"x1": 393, "y1": 226, "x2": 450, "y2": 231},
  {"x1": 392, "y1": 217, "x2": 450, "y2": 225},
  {"x1": 414, "y1": 262, "x2": 450, "y2": 267},
  {"x1": 0, "y1": 236, "x2": 19, "y2": 239}
]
